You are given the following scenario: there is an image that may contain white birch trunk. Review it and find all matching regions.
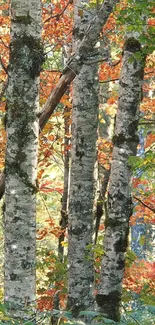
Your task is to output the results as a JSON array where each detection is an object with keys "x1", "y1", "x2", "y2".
[
  {"x1": 96, "y1": 38, "x2": 146, "y2": 321},
  {"x1": 67, "y1": 0, "x2": 99, "y2": 317},
  {"x1": 4, "y1": 0, "x2": 42, "y2": 321}
]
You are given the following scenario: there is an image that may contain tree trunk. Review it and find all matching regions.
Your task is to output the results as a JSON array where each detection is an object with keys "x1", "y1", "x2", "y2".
[
  {"x1": 96, "y1": 38, "x2": 146, "y2": 321},
  {"x1": 94, "y1": 39, "x2": 112, "y2": 245},
  {"x1": 4, "y1": 0, "x2": 42, "y2": 321},
  {"x1": 58, "y1": 105, "x2": 70, "y2": 260},
  {"x1": 0, "y1": 0, "x2": 119, "y2": 201},
  {"x1": 67, "y1": 0, "x2": 99, "y2": 318},
  {"x1": 58, "y1": 45, "x2": 72, "y2": 261}
]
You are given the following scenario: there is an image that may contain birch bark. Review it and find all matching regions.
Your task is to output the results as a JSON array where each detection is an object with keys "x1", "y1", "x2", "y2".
[
  {"x1": 96, "y1": 38, "x2": 146, "y2": 321},
  {"x1": 0, "y1": 0, "x2": 119, "y2": 200},
  {"x1": 67, "y1": 0, "x2": 99, "y2": 317},
  {"x1": 38, "y1": 0, "x2": 119, "y2": 129},
  {"x1": 4, "y1": 0, "x2": 42, "y2": 320}
]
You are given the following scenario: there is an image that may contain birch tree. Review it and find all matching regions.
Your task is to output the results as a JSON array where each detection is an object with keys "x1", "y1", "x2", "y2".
[
  {"x1": 0, "y1": 0, "x2": 119, "y2": 199},
  {"x1": 96, "y1": 38, "x2": 146, "y2": 321},
  {"x1": 4, "y1": 0, "x2": 42, "y2": 321},
  {"x1": 67, "y1": 0, "x2": 98, "y2": 316}
]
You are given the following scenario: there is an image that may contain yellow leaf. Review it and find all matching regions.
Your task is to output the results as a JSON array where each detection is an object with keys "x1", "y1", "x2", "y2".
[
  {"x1": 61, "y1": 241, "x2": 68, "y2": 247},
  {"x1": 99, "y1": 118, "x2": 105, "y2": 124}
]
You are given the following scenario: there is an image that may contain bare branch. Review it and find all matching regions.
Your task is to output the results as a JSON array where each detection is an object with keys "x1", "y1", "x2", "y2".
[
  {"x1": 133, "y1": 195, "x2": 155, "y2": 213},
  {"x1": 85, "y1": 57, "x2": 109, "y2": 65},
  {"x1": 100, "y1": 77, "x2": 119, "y2": 83},
  {"x1": 139, "y1": 121, "x2": 155, "y2": 125},
  {"x1": 44, "y1": 0, "x2": 73, "y2": 23},
  {"x1": 0, "y1": 55, "x2": 8, "y2": 73}
]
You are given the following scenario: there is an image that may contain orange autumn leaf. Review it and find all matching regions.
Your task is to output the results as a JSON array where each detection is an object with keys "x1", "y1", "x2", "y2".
[{"x1": 145, "y1": 133, "x2": 155, "y2": 148}]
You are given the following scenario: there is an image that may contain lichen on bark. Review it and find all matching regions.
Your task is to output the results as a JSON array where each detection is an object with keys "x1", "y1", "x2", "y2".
[
  {"x1": 96, "y1": 38, "x2": 146, "y2": 321},
  {"x1": 10, "y1": 34, "x2": 44, "y2": 78},
  {"x1": 4, "y1": 0, "x2": 42, "y2": 321},
  {"x1": 67, "y1": 0, "x2": 99, "y2": 319}
]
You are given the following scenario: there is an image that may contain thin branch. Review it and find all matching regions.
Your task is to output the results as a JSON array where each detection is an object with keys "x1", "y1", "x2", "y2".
[
  {"x1": 39, "y1": 192, "x2": 53, "y2": 219},
  {"x1": 99, "y1": 69, "x2": 155, "y2": 84},
  {"x1": 100, "y1": 77, "x2": 119, "y2": 83},
  {"x1": 79, "y1": 57, "x2": 121, "y2": 67},
  {"x1": 44, "y1": 0, "x2": 73, "y2": 23},
  {"x1": 133, "y1": 195, "x2": 155, "y2": 213},
  {"x1": 139, "y1": 120, "x2": 155, "y2": 125},
  {"x1": 85, "y1": 56, "x2": 108, "y2": 65},
  {"x1": 42, "y1": 69, "x2": 61, "y2": 73},
  {"x1": 144, "y1": 70, "x2": 155, "y2": 76},
  {"x1": 110, "y1": 59, "x2": 121, "y2": 66},
  {"x1": 0, "y1": 37, "x2": 9, "y2": 48},
  {"x1": 145, "y1": 142, "x2": 155, "y2": 153},
  {"x1": 0, "y1": 55, "x2": 8, "y2": 73}
]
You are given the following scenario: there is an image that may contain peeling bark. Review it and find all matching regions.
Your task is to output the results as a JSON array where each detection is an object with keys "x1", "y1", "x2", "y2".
[
  {"x1": 96, "y1": 38, "x2": 146, "y2": 321},
  {"x1": 0, "y1": 0, "x2": 119, "y2": 200},
  {"x1": 4, "y1": 0, "x2": 42, "y2": 321}
]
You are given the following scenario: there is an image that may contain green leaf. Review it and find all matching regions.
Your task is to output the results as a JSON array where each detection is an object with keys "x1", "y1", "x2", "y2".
[
  {"x1": 126, "y1": 249, "x2": 137, "y2": 266},
  {"x1": 79, "y1": 310, "x2": 100, "y2": 317},
  {"x1": 0, "y1": 302, "x2": 7, "y2": 314}
]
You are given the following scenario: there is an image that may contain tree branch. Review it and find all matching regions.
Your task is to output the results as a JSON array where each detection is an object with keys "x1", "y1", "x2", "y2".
[
  {"x1": 100, "y1": 69, "x2": 154, "y2": 84},
  {"x1": 0, "y1": 55, "x2": 8, "y2": 73},
  {"x1": 133, "y1": 195, "x2": 155, "y2": 213},
  {"x1": 39, "y1": 0, "x2": 119, "y2": 128},
  {"x1": 44, "y1": 0, "x2": 73, "y2": 23},
  {"x1": 139, "y1": 121, "x2": 155, "y2": 125}
]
